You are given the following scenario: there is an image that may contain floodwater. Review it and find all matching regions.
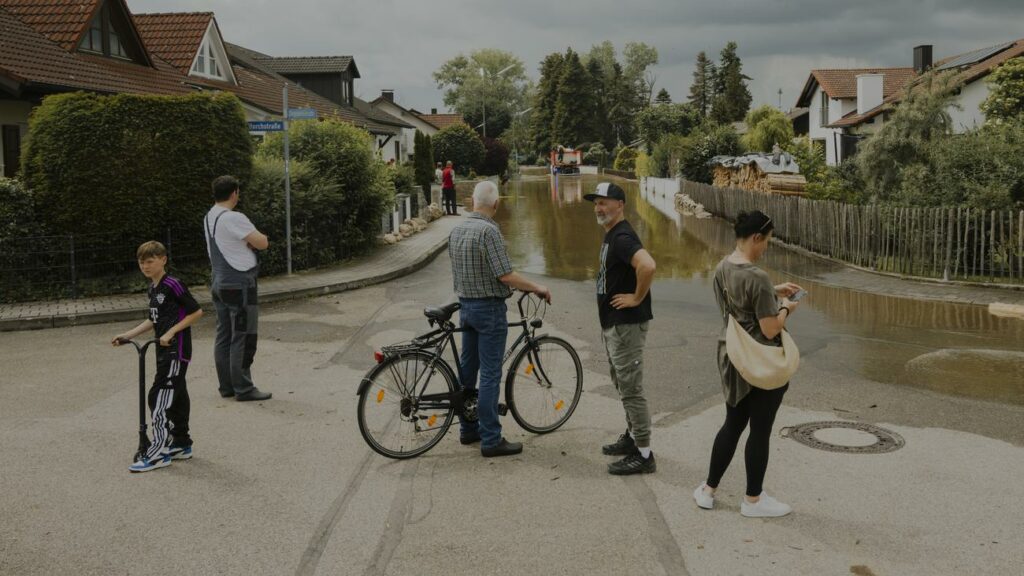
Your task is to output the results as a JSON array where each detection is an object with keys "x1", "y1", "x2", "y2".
[{"x1": 458, "y1": 173, "x2": 1024, "y2": 405}]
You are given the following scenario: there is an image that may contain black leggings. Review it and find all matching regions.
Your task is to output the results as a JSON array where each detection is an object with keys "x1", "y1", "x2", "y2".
[{"x1": 706, "y1": 384, "x2": 787, "y2": 497}]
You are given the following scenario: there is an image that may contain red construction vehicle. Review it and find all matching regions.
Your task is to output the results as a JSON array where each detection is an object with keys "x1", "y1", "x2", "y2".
[{"x1": 549, "y1": 146, "x2": 582, "y2": 175}]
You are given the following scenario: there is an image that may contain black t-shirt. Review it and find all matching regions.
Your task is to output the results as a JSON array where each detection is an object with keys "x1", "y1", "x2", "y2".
[
  {"x1": 596, "y1": 220, "x2": 653, "y2": 329},
  {"x1": 147, "y1": 275, "x2": 201, "y2": 362}
]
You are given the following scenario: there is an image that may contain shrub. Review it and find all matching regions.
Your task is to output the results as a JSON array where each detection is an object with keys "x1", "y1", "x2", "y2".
[
  {"x1": 387, "y1": 163, "x2": 416, "y2": 195},
  {"x1": 679, "y1": 123, "x2": 742, "y2": 183},
  {"x1": 259, "y1": 119, "x2": 392, "y2": 255},
  {"x1": 433, "y1": 123, "x2": 485, "y2": 175},
  {"x1": 650, "y1": 133, "x2": 689, "y2": 178},
  {"x1": 21, "y1": 91, "x2": 252, "y2": 241},
  {"x1": 0, "y1": 177, "x2": 43, "y2": 239},
  {"x1": 741, "y1": 105, "x2": 795, "y2": 152},
  {"x1": 479, "y1": 137, "x2": 510, "y2": 176},
  {"x1": 613, "y1": 147, "x2": 638, "y2": 172},
  {"x1": 634, "y1": 151, "x2": 651, "y2": 178},
  {"x1": 413, "y1": 131, "x2": 435, "y2": 198},
  {"x1": 981, "y1": 56, "x2": 1024, "y2": 124}
]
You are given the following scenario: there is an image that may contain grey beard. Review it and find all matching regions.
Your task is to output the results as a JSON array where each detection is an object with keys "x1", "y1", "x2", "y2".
[{"x1": 596, "y1": 214, "x2": 610, "y2": 226}]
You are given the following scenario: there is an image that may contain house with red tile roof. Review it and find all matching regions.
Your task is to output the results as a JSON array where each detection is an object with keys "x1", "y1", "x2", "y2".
[
  {"x1": 795, "y1": 63, "x2": 916, "y2": 166},
  {"x1": 797, "y1": 41, "x2": 1024, "y2": 166},
  {"x1": 415, "y1": 110, "x2": 466, "y2": 131},
  {"x1": 0, "y1": 0, "x2": 403, "y2": 176},
  {"x1": 0, "y1": 0, "x2": 192, "y2": 176}
]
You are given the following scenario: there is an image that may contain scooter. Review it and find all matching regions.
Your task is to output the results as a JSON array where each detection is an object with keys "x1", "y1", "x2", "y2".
[{"x1": 116, "y1": 338, "x2": 160, "y2": 462}]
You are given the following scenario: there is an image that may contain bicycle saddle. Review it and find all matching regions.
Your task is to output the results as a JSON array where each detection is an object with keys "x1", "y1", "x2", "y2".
[{"x1": 423, "y1": 302, "x2": 461, "y2": 322}]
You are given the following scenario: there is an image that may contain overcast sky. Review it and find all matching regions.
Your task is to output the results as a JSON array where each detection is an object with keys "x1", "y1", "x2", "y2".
[{"x1": 128, "y1": 0, "x2": 1024, "y2": 113}]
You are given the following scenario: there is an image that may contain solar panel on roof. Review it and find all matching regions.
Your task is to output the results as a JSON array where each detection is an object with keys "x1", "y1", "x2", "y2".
[{"x1": 937, "y1": 41, "x2": 1015, "y2": 71}]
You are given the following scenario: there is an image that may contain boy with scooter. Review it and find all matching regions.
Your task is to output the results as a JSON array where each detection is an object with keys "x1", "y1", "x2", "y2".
[{"x1": 112, "y1": 241, "x2": 203, "y2": 473}]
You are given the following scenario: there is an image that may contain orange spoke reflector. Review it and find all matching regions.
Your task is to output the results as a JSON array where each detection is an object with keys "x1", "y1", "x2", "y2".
[
  {"x1": 555, "y1": 400, "x2": 565, "y2": 410},
  {"x1": 427, "y1": 414, "x2": 437, "y2": 427},
  {"x1": 376, "y1": 390, "x2": 385, "y2": 403},
  {"x1": 525, "y1": 364, "x2": 534, "y2": 375}
]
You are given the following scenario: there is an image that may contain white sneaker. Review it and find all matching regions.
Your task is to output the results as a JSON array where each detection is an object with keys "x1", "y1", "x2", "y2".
[
  {"x1": 693, "y1": 483, "x2": 714, "y2": 510},
  {"x1": 740, "y1": 492, "x2": 792, "y2": 518}
]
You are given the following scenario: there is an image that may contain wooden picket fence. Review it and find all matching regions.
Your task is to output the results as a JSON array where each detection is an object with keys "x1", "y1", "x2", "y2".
[{"x1": 682, "y1": 180, "x2": 1024, "y2": 284}]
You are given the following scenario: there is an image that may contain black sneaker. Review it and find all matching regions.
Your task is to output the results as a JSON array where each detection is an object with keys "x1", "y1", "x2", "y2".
[
  {"x1": 601, "y1": 431, "x2": 637, "y2": 456},
  {"x1": 608, "y1": 451, "x2": 656, "y2": 475}
]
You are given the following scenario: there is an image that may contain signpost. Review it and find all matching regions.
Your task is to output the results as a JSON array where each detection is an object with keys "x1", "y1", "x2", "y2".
[
  {"x1": 283, "y1": 85, "x2": 293, "y2": 274},
  {"x1": 250, "y1": 92, "x2": 317, "y2": 275}
]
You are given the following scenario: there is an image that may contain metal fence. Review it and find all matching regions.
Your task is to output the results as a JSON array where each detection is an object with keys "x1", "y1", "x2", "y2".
[{"x1": 683, "y1": 180, "x2": 1024, "y2": 284}]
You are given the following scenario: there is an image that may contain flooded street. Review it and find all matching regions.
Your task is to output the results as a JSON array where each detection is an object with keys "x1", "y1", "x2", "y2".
[{"x1": 461, "y1": 173, "x2": 1024, "y2": 405}]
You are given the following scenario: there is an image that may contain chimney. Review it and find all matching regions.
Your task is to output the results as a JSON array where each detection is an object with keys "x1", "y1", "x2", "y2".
[
  {"x1": 856, "y1": 74, "x2": 884, "y2": 115},
  {"x1": 381, "y1": 89, "x2": 394, "y2": 103},
  {"x1": 431, "y1": 108, "x2": 437, "y2": 115},
  {"x1": 914, "y1": 45, "x2": 933, "y2": 73}
]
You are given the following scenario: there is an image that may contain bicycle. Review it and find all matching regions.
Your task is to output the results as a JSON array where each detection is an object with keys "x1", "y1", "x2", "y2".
[{"x1": 356, "y1": 291, "x2": 583, "y2": 459}]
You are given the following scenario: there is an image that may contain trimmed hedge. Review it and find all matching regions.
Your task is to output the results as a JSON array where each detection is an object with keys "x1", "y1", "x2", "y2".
[{"x1": 21, "y1": 91, "x2": 252, "y2": 240}]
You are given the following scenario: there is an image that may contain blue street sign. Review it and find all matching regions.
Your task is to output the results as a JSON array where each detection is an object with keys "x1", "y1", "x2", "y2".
[
  {"x1": 248, "y1": 121, "x2": 284, "y2": 132},
  {"x1": 287, "y1": 108, "x2": 317, "y2": 120}
]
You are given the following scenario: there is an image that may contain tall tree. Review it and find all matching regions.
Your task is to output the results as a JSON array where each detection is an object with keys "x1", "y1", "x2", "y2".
[
  {"x1": 530, "y1": 52, "x2": 566, "y2": 157},
  {"x1": 551, "y1": 49, "x2": 596, "y2": 147},
  {"x1": 587, "y1": 58, "x2": 612, "y2": 145},
  {"x1": 710, "y1": 42, "x2": 752, "y2": 124},
  {"x1": 623, "y1": 42, "x2": 659, "y2": 106},
  {"x1": 655, "y1": 88, "x2": 672, "y2": 104},
  {"x1": 433, "y1": 49, "x2": 530, "y2": 137},
  {"x1": 687, "y1": 51, "x2": 714, "y2": 118}
]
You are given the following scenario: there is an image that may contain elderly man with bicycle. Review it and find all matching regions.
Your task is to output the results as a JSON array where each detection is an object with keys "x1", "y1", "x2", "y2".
[{"x1": 449, "y1": 180, "x2": 552, "y2": 457}]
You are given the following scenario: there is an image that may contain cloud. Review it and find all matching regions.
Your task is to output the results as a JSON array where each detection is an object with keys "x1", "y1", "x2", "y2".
[{"x1": 128, "y1": 0, "x2": 1024, "y2": 112}]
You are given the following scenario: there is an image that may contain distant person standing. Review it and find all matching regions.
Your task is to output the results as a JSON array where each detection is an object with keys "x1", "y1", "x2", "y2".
[
  {"x1": 432, "y1": 161, "x2": 443, "y2": 205},
  {"x1": 442, "y1": 161, "x2": 457, "y2": 215},
  {"x1": 203, "y1": 176, "x2": 272, "y2": 402}
]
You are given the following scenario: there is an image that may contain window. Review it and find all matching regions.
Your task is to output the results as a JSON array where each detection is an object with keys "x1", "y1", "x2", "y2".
[
  {"x1": 191, "y1": 35, "x2": 226, "y2": 80},
  {"x1": 819, "y1": 93, "x2": 830, "y2": 127},
  {"x1": 78, "y1": 3, "x2": 130, "y2": 59}
]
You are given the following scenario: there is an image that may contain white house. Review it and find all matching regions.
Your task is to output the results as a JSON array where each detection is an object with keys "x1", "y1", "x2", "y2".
[
  {"x1": 826, "y1": 40, "x2": 1024, "y2": 158},
  {"x1": 369, "y1": 91, "x2": 442, "y2": 163},
  {"x1": 796, "y1": 65, "x2": 916, "y2": 166}
]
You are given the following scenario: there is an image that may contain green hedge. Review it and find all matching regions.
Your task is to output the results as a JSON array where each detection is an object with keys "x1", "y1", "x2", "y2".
[
  {"x1": 258, "y1": 119, "x2": 392, "y2": 258},
  {"x1": 22, "y1": 91, "x2": 252, "y2": 240},
  {"x1": 9, "y1": 91, "x2": 252, "y2": 300}
]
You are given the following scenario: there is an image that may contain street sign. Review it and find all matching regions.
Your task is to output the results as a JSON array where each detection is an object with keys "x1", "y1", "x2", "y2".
[
  {"x1": 287, "y1": 108, "x2": 317, "y2": 120},
  {"x1": 248, "y1": 120, "x2": 284, "y2": 132}
]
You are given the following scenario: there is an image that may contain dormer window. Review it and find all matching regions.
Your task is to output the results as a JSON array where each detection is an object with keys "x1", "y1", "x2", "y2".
[
  {"x1": 78, "y1": 2, "x2": 130, "y2": 60},
  {"x1": 191, "y1": 33, "x2": 227, "y2": 80}
]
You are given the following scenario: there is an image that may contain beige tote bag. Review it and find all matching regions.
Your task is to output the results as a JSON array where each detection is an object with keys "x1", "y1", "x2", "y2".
[{"x1": 723, "y1": 284, "x2": 800, "y2": 390}]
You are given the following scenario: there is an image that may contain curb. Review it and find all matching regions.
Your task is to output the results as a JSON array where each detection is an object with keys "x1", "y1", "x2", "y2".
[{"x1": 0, "y1": 235, "x2": 450, "y2": 332}]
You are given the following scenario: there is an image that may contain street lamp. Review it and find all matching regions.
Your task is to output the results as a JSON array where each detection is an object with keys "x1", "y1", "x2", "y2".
[
  {"x1": 511, "y1": 107, "x2": 532, "y2": 174},
  {"x1": 481, "y1": 64, "x2": 516, "y2": 139}
]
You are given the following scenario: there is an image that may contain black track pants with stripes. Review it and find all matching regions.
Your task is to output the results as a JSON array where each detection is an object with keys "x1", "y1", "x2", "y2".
[{"x1": 145, "y1": 351, "x2": 191, "y2": 460}]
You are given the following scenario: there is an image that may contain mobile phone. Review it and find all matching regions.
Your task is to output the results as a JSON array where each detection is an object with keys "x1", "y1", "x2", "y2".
[{"x1": 790, "y1": 289, "x2": 808, "y2": 302}]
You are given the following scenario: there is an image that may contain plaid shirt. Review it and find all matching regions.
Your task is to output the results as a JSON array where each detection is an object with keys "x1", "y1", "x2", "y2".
[{"x1": 449, "y1": 212, "x2": 514, "y2": 299}]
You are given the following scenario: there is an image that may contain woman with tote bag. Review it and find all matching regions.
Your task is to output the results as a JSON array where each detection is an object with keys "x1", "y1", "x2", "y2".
[{"x1": 693, "y1": 210, "x2": 803, "y2": 518}]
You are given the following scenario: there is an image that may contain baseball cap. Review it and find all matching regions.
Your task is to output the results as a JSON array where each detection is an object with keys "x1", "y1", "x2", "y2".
[{"x1": 584, "y1": 182, "x2": 626, "y2": 202}]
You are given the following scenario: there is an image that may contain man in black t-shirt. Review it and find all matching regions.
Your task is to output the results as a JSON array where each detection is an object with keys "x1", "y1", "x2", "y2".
[
  {"x1": 113, "y1": 241, "x2": 203, "y2": 473},
  {"x1": 585, "y1": 182, "x2": 657, "y2": 475}
]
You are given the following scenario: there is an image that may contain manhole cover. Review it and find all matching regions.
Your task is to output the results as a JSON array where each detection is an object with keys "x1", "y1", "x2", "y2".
[{"x1": 780, "y1": 421, "x2": 905, "y2": 454}]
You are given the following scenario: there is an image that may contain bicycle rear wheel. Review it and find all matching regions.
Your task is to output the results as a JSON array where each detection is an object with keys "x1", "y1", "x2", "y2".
[
  {"x1": 506, "y1": 336, "x2": 583, "y2": 434},
  {"x1": 357, "y1": 351, "x2": 457, "y2": 459}
]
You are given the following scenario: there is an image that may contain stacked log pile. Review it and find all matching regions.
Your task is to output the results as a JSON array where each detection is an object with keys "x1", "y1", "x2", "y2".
[{"x1": 711, "y1": 159, "x2": 807, "y2": 196}]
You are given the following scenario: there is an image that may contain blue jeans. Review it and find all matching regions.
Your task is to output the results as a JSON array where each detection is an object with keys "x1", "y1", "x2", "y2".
[{"x1": 458, "y1": 298, "x2": 508, "y2": 448}]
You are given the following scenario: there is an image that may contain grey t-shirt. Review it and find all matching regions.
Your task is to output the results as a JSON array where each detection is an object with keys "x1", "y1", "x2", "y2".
[{"x1": 712, "y1": 258, "x2": 782, "y2": 405}]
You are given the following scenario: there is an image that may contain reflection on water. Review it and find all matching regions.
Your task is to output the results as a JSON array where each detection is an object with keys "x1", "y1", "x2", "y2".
[{"x1": 471, "y1": 174, "x2": 1024, "y2": 405}]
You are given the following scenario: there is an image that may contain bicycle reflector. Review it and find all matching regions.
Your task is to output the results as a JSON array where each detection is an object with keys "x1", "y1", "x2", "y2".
[{"x1": 374, "y1": 351, "x2": 385, "y2": 364}]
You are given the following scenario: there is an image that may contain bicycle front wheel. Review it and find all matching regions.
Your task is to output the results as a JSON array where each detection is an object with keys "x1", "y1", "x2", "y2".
[
  {"x1": 506, "y1": 336, "x2": 583, "y2": 434},
  {"x1": 357, "y1": 351, "x2": 457, "y2": 459}
]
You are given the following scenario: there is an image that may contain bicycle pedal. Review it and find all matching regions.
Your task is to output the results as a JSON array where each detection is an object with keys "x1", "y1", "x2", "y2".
[{"x1": 497, "y1": 403, "x2": 508, "y2": 416}]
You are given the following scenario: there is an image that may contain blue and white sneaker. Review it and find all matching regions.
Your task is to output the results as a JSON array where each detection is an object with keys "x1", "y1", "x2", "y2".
[
  {"x1": 128, "y1": 454, "x2": 172, "y2": 473},
  {"x1": 164, "y1": 445, "x2": 193, "y2": 460}
]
